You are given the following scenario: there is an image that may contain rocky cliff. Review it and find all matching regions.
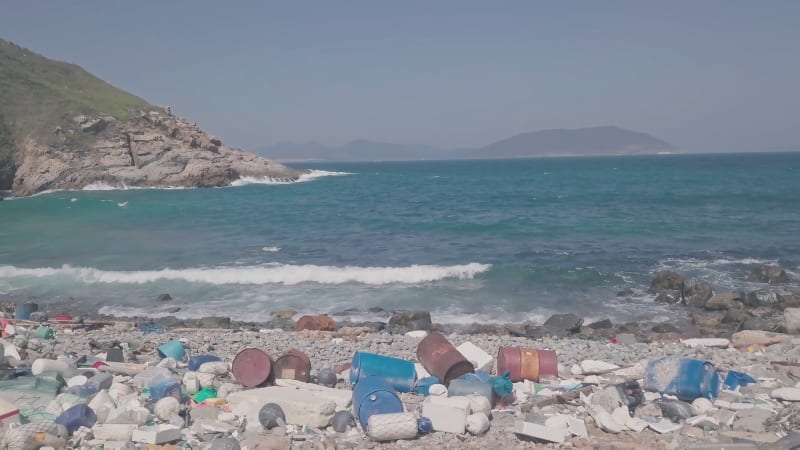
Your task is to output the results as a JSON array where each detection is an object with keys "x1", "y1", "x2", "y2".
[
  {"x1": 0, "y1": 38, "x2": 302, "y2": 197},
  {"x1": 11, "y1": 109, "x2": 301, "y2": 196}
]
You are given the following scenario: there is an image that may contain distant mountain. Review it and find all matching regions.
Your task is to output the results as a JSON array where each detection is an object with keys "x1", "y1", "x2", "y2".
[
  {"x1": 256, "y1": 140, "x2": 459, "y2": 162},
  {"x1": 469, "y1": 126, "x2": 674, "y2": 158},
  {"x1": 259, "y1": 126, "x2": 675, "y2": 162}
]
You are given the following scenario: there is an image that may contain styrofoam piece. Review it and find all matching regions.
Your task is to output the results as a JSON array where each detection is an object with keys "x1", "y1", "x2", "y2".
[
  {"x1": 625, "y1": 416, "x2": 649, "y2": 433},
  {"x1": 456, "y1": 342, "x2": 493, "y2": 370},
  {"x1": 649, "y1": 419, "x2": 682, "y2": 434},
  {"x1": 92, "y1": 424, "x2": 137, "y2": 441},
  {"x1": 584, "y1": 401, "x2": 625, "y2": 433},
  {"x1": 467, "y1": 395, "x2": 492, "y2": 416},
  {"x1": 771, "y1": 387, "x2": 800, "y2": 401},
  {"x1": 154, "y1": 397, "x2": 181, "y2": 421},
  {"x1": 273, "y1": 379, "x2": 352, "y2": 409},
  {"x1": 686, "y1": 415, "x2": 720, "y2": 430},
  {"x1": 579, "y1": 360, "x2": 620, "y2": 375},
  {"x1": 682, "y1": 338, "x2": 730, "y2": 348},
  {"x1": 405, "y1": 330, "x2": 428, "y2": 338},
  {"x1": 422, "y1": 396, "x2": 471, "y2": 434},
  {"x1": 567, "y1": 416, "x2": 588, "y2": 438},
  {"x1": 131, "y1": 424, "x2": 182, "y2": 444},
  {"x1": 466, "y1": 413, "x2": 490, "y2": 435},
  {"x1": 414, "y1": 363, "x2": 431, "y2": 379},
  {"x1": 514, "y1": 421, "x2": 566, "y2": 443},
  {"x1": 198, "y1": 361, "x2": 230, "y2": 376},
  {"x1": 227, "y1": 386, "x2": 336, "y2": 429}
]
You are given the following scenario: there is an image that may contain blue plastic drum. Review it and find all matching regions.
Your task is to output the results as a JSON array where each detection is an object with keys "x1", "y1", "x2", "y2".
[
  {"x1": 350, "y1": 352, "x2": 416, "y2": 392},
  {"x1": 352, "y1": 376, "x2": 404, "y2": 430}
]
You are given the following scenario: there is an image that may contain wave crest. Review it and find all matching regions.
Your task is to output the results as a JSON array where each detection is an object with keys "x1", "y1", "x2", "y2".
[
  {"x1": 232, "y1": 170, "x2": 353, "y2": 186},
  {"x1": 0, "y1": 262, "x2": 490, "y2": 286}
]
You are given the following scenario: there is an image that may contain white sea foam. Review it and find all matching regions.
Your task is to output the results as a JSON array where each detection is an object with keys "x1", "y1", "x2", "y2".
[
  {"x1": 231, "y1": 170, "x2": 353, "y2": 186},
  {"x1": 261, "y1": 246, "x2": 281, "y2": 252},
  {"x1": 0, "y1": 262, "x2": 491, "y2": 286},
  {"x1": 83, "y1": 181, "x2": 125, "y2": 191}
]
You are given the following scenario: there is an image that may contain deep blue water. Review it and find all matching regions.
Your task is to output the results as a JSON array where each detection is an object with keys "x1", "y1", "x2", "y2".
[{"x1": 0, "y1": 153, "x2": 798, "y2": 323}]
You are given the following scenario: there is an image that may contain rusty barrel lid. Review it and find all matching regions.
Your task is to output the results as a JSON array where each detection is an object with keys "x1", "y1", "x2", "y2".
[
  {"x1": 416, "y1": 332, "x2": 474, "y2": 386},
  {"x1": 296, "y1": 315, "x2": 336, "y2": 331},
  {"x1": 519, "y1": 348, "x2": 541, "y2": 382},
  {"x1": 497, "y1": 347, "x2": 558, "y2": 382},
  {"x1": 273, "y1": 349, "x2": 312, "y2": 382},
  {"x1": 232, "y1": 348, "x2": 273, "y2": 387},
  {"x1": 497, "y1": 347, "x2": 523, "y2": 382},
  {"x1": 536, "y1": 349, "x2": 558, "y2": 379}
]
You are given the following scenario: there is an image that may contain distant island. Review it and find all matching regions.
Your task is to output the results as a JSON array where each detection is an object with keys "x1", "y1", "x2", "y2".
[
  {"x1": 257, "y1": 126, "x2": 676, "y2": 162},
  {"x1": 0, "y1": 39, "x2": 300, "y2": 197}
]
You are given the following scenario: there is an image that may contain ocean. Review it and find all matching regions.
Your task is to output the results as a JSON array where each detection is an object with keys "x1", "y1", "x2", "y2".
[{"x1": 0, "y1": 153, "x2": 798, "y2": 325}]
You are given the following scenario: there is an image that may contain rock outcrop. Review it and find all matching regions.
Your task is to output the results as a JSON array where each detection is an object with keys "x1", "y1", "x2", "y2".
[{"x1": 11, "y1": 109, "x2": 303, "y2": 196}]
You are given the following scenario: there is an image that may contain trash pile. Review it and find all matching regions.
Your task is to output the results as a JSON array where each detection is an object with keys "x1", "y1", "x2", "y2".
[{"x1": 2, "y1": 311, "x2": 800, "y2": 449}]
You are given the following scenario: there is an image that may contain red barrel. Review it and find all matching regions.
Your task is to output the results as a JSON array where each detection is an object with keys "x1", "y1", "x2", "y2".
[
  {"x1": 231, "y1": 348, "x2": 273, "y2": 387},
  {"x1": 296, "y1": 315, "x2": 336, "y2": 331},
  {"x1": 416, "y1": 332, "x2": 474, "y2": 386},
  {"x1": 497, "y1": 347, "x2": 558, "y2": 382},
  {"x1": 273, "y1": 349, "x2": 312, "y2": 382}
]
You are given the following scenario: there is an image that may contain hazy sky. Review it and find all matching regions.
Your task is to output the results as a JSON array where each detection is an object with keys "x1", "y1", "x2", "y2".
[{"x1": 2, "y1": 1, "x2": 799, "y2": 152}]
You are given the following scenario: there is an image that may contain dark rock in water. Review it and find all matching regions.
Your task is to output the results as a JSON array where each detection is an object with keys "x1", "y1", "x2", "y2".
[
  {"x1": 657, "y1": 399, "x2": 694, "y2": 422},
  {"x1": 684, "y1": 280, "x2": 713, "y2": 308},
  {"x1": 157, "y1": 293, "x2": 172, "y2": 302},
  {"x1": 332, "y1": 308, "x2": 359, "y2": 317},
  {"x1": 199, "y1": 316, "x2": 231, "y2": 329},
  {"x1": 262, "y1": 318, "x2": 295, "y2": 331},
  {"x1": 780, "y1": 292, "x2": 800, "y2": 308},
  {"x1": 743, "y1": 289, "x2": 781, "y2": 307},
  {"x1": 651, "y1": 323, "x2": 681, "y2": 333},
  {"x1": 543, "y1": 313, "x2": 583, "y2": 333},
  {"x1": 505, "y1": 324, "x2": 527, "y2": 337},
  {"x1": 344, "y1": 321, "x2": 385, "y2": 332},
  {"x1": 367, "y1": 306, "x2": 386, "y2": 313},
  {"x1": 617, "y1": 287, "x2": 636, "y2": 298},
  {"x1": 154, "y1": 316, "x2": 185, "y2": 329},
  {"x1": 691, "y1": 311, "x2": 723, "y2": 329},
  {"x1": 747, "y1": 264, "x2": 789, "y2": 285},
  {"x1": 458, "y1": 323, "x2": 509, "y2": 335},
  {"x1": 522, "y1": 324, "x2": 548, "y2": 339},
  {"x1": 271, "y1": 310, "x2": 297, "y2": 320},
  {"x1": 387, "y1": 310, "x2": 432, "y2": 333},
  {"x1": 705, "y1": 291, "x2": 743, "y2": 310},
  {"x1": 722, "y1": 309, "x2": 750, "y2": 325},
  {"x1": 587, "y1": 318, "x2": 613, "y2": 329},
  {"x1": 618, "y1": 322, "x2": 642, "y2": 334},
  {"x1": 654, "y1": 290, "x2": 682, "y2": 304},
  {"x1": 650, "y1": 271, "x2": 685, "y2": 293},
  {"x1": 164, "y1": 307, "x2": 181, "y2": 314}
]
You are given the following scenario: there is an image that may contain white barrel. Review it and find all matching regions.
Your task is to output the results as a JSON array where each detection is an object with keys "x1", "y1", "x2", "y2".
[
  {"x1": 31, "y1": 359, "x2": 70, "y2": 376},
  {"x1": 367, "y1": 412, "x2": 418, "y2": 441}
]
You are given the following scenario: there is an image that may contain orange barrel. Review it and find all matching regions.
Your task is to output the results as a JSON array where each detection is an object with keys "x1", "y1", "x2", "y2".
[
  {"x1": 232, "y1": 348, "x2": 274, "y2": 387},
  {"x1": 497, "y1": 347, "x2": 558, "y2": 382},
  {"x1": 273, "y1": 349, "x2": 312, "y2": 382},
  {"x1": 296, "y1": 315, "x2": 336, "y2": 331},
  {"x1": 416, "y1": 332, "x2": 474, "y2": 386}
]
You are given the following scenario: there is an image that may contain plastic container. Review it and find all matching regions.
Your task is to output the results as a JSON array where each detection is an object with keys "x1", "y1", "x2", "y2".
[
  {"x1": 416, "y1": 333, "x2": 474, "y2": 386},
  {"x1": 157, "y1": 340, "x2": 186, "y2": 361},
  {"x1": 273, "y1": 349, "x2": 312, "y2": 382},
  {"x1": 55, "y1": 404, "x2": 97, "y2": 433},
  {"x1": 67, "y1": 383, "x2": 98, "y2": 398},
  {"x1": 350, "y1": 352, "x2": 416, "y2": 392},
  {"x1": 367, "y1": 412, "x2": 419, "y2": 441},
  {"x1": 188, "y1": 354, "x2": 222, "y2": 372},
  {"x1": 352, "y1": 376, "x2": 404, "y2": 429},
  {"x1": 15, "y1": 301, "x2": 37, "y2": 320},
  {"x1": 415, "y1": 376, "x2": 440, "y2": 396},
  {"x1": 723, "y1": 370, "x2": 757, "y2": 390},
  {"x1": 296, "y1": 315, "x2": 336, "y2": 331},
  {"x1": 231, "y1": 348, "x2": 273, "y2": 387},
  {"x1": 133, "y1": 367, "x2": 174, "y2": 389},
  {"x1": 496, "y1": 347, "x2": 558, "y2": 382},
  {"x1": 447, "y1": 379, "x2": 495, "y2": 406},
  {"x1": 149, "y1": 379, "x2": 182, "y2": 402},
  {"x1": 31, "y1": 358, "x2": 70, "y2": 376},
  {"x1": 644, "y1": 357, "x2": 720, "y2": 401}
]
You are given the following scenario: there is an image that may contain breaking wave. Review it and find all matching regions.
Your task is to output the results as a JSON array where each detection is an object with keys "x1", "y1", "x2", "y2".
[
  {"x1": 231, "y1": 170, "x2": 353, "y2": 186},
  {"x1": 0, "y1": 262, "x2": 491, "y2": 286}
]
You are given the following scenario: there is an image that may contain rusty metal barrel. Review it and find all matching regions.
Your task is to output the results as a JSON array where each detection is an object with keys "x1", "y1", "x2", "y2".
[
  {"x1": 232, "y1": 348, "x2": 274, "y2": 387},
  {"x1": 496, "y1": 347, "x2": 558, "y2": 382},
  {"x1": 273, "y1": 349, "x2": 312, "y2": 382},
  {"x1": 416, "y1": 332, "x2": 474, "y2": 385},
  {"x1": 296, "y1": 315, "x2": 336, "y2": 331}
]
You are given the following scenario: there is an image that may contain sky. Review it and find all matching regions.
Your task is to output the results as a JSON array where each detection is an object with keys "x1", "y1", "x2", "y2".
[{"x1": 1, "y1": 1, "x2": 799, "y2": 152}]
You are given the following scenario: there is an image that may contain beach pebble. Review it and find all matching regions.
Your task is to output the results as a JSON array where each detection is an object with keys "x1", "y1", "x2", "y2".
[
  {"x1": 771, "y1": 387, "x2": 800, "y2": 401},
  {"x1": 691, "y1": 398, "x2": 714, "y2": 415}
]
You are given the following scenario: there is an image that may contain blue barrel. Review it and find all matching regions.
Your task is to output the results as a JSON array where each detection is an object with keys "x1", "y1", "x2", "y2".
[
  {"x1": 15, "y1": 302, "x2": 37, "y2": 320},
  {"x1": 352, "y1": 376, "x2": 404, "y2": 430},
  {"x1": 149, "y1": 379, "x2": 182, "y2": 402},
  {"x1": 415, "y1": 376, "x2": 440, "y2": 396},
  {"x1": 350, "y1": 352, "x2": 416, "y2": 393},
  {"x1": 188, "y1": 354, "x2": 222, "y2": 371},
  {"x1": 644, "y1": 357, "x2": 720, "y2": 401},
  {"x1": 55, "y1": 404, "x2": 97, "y2": 433},
  {"x1": 447, "y1": 379, "x2": 495, "y2": 406}
]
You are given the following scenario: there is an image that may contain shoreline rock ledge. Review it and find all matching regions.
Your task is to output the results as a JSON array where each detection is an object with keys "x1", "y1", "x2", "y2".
[{"x1": 11, "y1": 109, "x2": 304, "y2": 196}]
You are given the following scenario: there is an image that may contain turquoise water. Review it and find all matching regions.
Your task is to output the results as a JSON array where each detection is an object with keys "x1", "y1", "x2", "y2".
[{"x1": 0, "y1": 153, "x2": 798, "y2": 323}]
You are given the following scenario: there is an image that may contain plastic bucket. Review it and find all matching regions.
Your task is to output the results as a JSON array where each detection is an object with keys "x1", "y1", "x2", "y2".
[
  {"x1": 416, "y1": 333, "x2": 474, "y2": 386},
  {"x1": 296, "y1": 315, "x2": 336, "y2": 331},
  {"x1": 15, "y1": 302, "x2": 37, "y2": 320},
  {"x1": 55, "y1": 404, "x2": 97, "y2": 433},
  {"x1": 273, "y1": 349, "x2": 312, "y2": 382},
  {"x1": 497, "y1": 347, "x2": 558, "y2": 382},
  {"x1": 644, "y1": 357, "x2": 720, "y2": 401},
  {"x1": 350, "y1": 352, "x2": 416, "y2": 392},
  {"x1": 352, "y1": 376, "x2": 404, "y2": 430},
  {"x1": 157, "y1": 340, "x2": 186, "y2": 361},
  {"x1": 188, "y1": 354, "x2": 222, "y2": 372},
  {"x1": 231, "y1": 348, "x2": 273, "y2": 387}
]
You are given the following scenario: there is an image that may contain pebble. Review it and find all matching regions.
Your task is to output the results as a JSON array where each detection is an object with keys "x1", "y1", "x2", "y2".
[{"x1": 771, "y1": 387, "x2": 800, "y2": 401}]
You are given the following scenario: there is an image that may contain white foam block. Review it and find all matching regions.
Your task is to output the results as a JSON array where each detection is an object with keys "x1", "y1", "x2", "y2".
[
  {"x1": 131, "y1": 425, "x2": 182, "y2": 444},
  {"x1": 514, "y1": 421, "x2": 566, "y2": 444},
  {"x1": 227, "y1": 386, "x2": 336, "y2": 429},
  {"x1": 456, "y1": 342, "x2": 493, "y2": 370},
  {"x1": 273, "y1": 379, "x2": 352, "y2": 409},
  {"x1": 422, "y1": 396, "x2": 470, "y2": 434}
]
